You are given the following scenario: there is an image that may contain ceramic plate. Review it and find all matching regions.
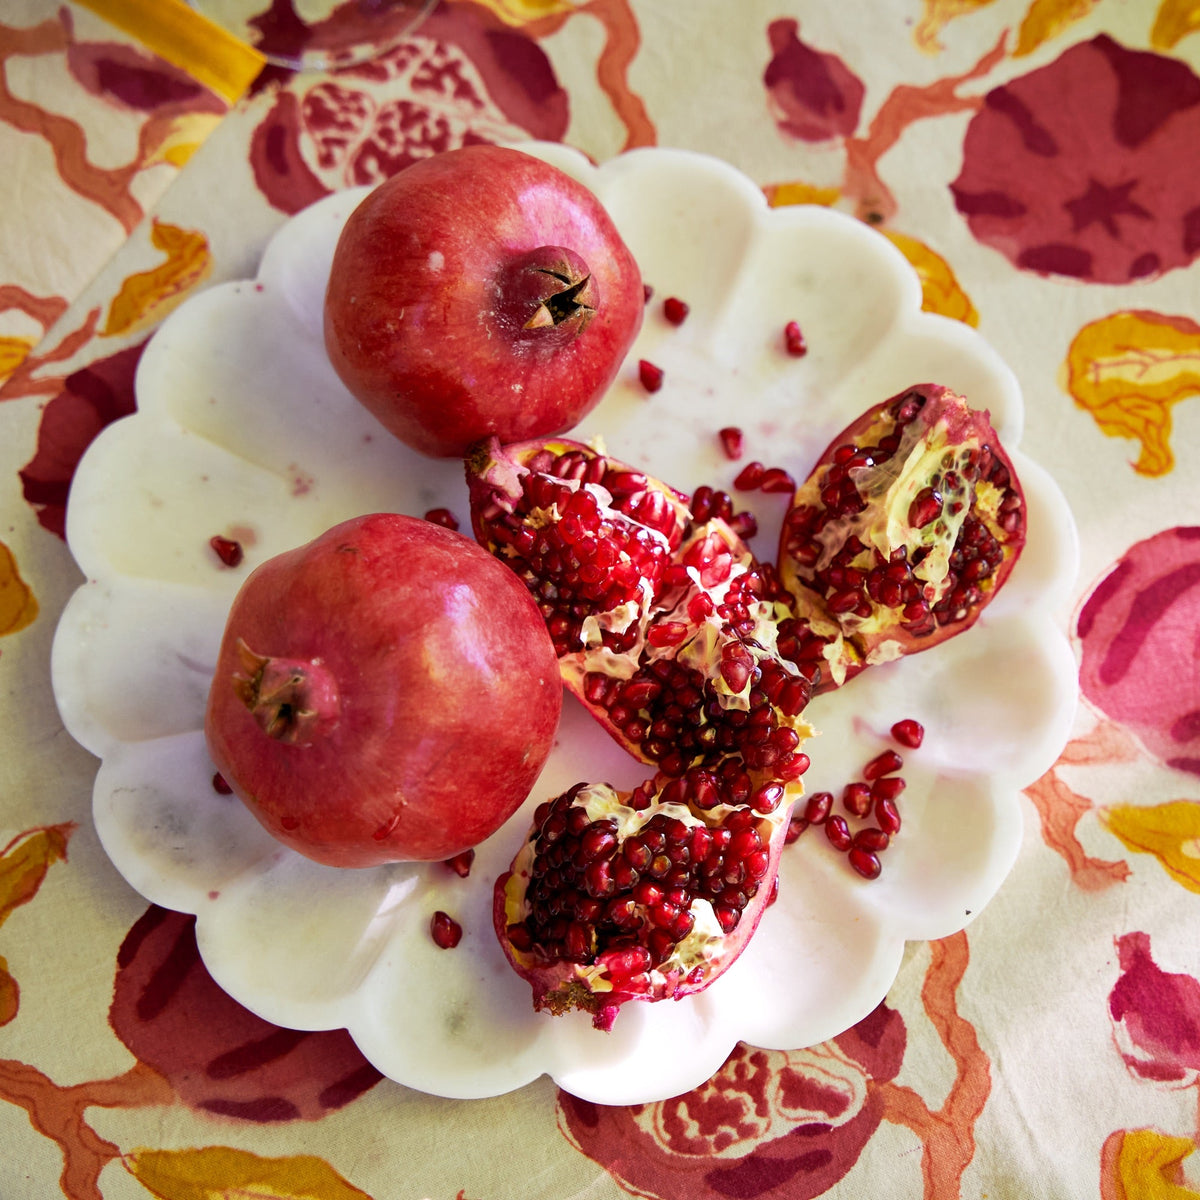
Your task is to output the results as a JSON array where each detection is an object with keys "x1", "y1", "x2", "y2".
[{"x1": 52, "y1": 144, "x2": 1079, "y2": 1105}]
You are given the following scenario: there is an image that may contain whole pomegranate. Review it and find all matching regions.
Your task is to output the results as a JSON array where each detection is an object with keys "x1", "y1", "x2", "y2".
[
  {"x1": 323, "y1": 145, "x2": 644, "y2": 458},
  {"x1": 204, "y1": 513, "x2": 562, "y2": 867}
]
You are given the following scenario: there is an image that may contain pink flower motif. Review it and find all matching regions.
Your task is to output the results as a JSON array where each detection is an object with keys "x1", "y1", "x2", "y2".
[
  {"x1": 19, "y1": 340, "x2": 145, "y2": 539},
  {"x1": 249, "y1": 1, "x2": 569, "y2": 214},
  {"x1": 1076, "y1": 526, "x2": 1200, "y2": 777},
  {"x1": 763, "y1": 18, "x2": 864, "y2": 143},
  {"x1": 110, "y1": 906, "x2": 381, "y2": 1121},
  {"x1": 1110, "y1": 931, "x2": 1200, "y2": 1085},
  {"x1": 951, "y1": 35, "x2": 1200, "y2": 283},
  {"x1": 559, "y1": 1004, "x2": 905, "y2": 1200}
]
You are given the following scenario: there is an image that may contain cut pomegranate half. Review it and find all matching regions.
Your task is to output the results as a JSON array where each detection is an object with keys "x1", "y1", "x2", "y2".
[{"x1": 778, "y1": 383, "x2": 1026, "y2": 689}]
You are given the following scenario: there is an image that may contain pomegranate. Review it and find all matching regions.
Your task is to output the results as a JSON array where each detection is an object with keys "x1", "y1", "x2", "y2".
[
  {"x1": 468, "y1": 437, "x2": 815, "y2": 1026},
  {"x1": 778, "y1": 383, "x2": 1027, "y2": 691},
  {"x1": 204, "y1": 513, "x2": 562, "y2": 867},
  {"x1": 323, "y1": 145, "x2": 644, "y2": 458}
]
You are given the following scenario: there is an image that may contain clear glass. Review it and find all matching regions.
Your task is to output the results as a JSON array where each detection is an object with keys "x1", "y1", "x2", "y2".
[{"x1": 187, "y1": 0, "x2": 437, "y2": 71}]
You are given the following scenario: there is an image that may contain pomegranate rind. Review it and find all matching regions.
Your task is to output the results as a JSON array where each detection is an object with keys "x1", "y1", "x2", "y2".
[{"x1": 778, "y1": 383, "x2": 1027, "y2": 687}]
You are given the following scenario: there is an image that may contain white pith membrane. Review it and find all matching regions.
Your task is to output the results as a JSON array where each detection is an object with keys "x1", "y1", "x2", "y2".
[{"x1": 793, "y1": 414, "x2": 985, "y2": 667}]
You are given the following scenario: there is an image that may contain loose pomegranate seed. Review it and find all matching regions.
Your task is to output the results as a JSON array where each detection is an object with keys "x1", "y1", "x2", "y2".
[
  {"x1": 211, "y1": 772, "x2": 232, "y2": 795},
  {"x1": 759, "y1": 466, "x2": 797, "y2": 494},
  {"x1": 875, "y1": 794, "x2": 902, "y2": 834},
  {"x1": 643, "y1": 283, "x2": 654, "y2": 303},
  {"x1": 443, "y1": 849, "x2": 475, "y2": 877},
  {"x1": 718, "y1": 426, "x2": 745, "y2": 460},
  {"x1": 825, "y1": 815, "x2": 852, "y2": 851},
  {"x1": 863, "y1": 749, "x2": 904, "y2": 780},
  {"x1": 803, "y1": 791, "x2": 833, "y2": 825},
  {"x1": 853, "y1": 827, "x2": 890, "y2": 853},
  {"x1": 848, "y1": 847, "x2": 882, "y2": 879},
  {"x1": 423, "y1": 507, "x2": 460, "y2": 531},
  {"x1": 842, "y1": 782, "x2": 873, "y2": 818},
  {"x1": 785, "y1": 813, "x2": 809, "y2": 843},
  {"x1": 733, "y1": 461, "x2": 765, "y2": 490},
  {"x1": 891, "y1": 718, "x2": 925, "y2": 748},
  {"x1": 871, "y1": 776, "x2": 906, "y2": 802},
  {"x1": 783, "y1": 320, "x2": 807, "y2": 357},
  {"x1": 430, "y1": 911, "x2": 462, "y2": 949},
  {"x1": 209, "y1": 535, "x2": 243, "y2": 567},
  {"x1": 638, "y1": 359, "x2": 664, "y2": 392},
  {"x1": 662, "y1": 296, "x2": 689, "y2": 325}
]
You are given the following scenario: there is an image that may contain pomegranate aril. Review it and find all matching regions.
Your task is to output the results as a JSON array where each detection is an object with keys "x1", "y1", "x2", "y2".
[
  {"x1": 891, "y1": 718, "x2": 925, "y2": 748},
  {"x1": 423, "y1": 507, "x2": 460, "y2": 531},
  {"x1": 209, "y1": 535, "x2": 243, "y2": 568},
  {"x1": 863, "y1": 749, "x2": 904, "y2": 781},
  {"x1": 876, "y1": 794, "x2": 902, "y2": 834},
  {"x1": 785, "y1": 814, "x2": 809, "y2": 843},
  {"x1": 211, "y1": 772, "x2": 233, "y2": 795},
  {"x1": 783, "y1": 320, "x2": 807, "y2": 356},
  {"x1": 759, "y1": 467, "x2": 797, "y2": 494},
  {"x1": 853, "y1": 827, "x2": 890, "y2": 853},
  {"x1": 734, "y1": 461, "x2": 765, "y2": 490},
  {"x1": 871, "y1": 775, "x2": 906, "y2": 802},
  {"x1": 638, "y1": 359, "x2": 664, "y2": 393},
  {"x1": 430, "y1": 912, "x2": 462, "y2": 949},
  {"x1": 842, "y1": 782, "x2": 873, "y2": 818},
  {"x1": 718, "y1": 426, "x2": 745, "y2": 460},
  {"x1": 443, "y1": 849, "x2": 475, "y2": 877},
  {"x1": 662, "y1": 296, "x2": 690, "y2": 325},
  {"x1": 804, "y1": 791, "x2": 833, "y2": 824},
  {"x1": 825, "y1": 815, "x2": 852, "y2": 851},
  {"x1": 848, "y1": 847, "x2": 882, "y2": 880}
]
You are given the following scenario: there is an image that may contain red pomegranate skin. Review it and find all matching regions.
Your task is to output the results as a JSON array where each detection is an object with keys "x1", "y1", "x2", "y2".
[
  {"x1": 1076, "y1": 525, "x2": 1200, "y2": 777},
  {"x1": 110, "y1": 906, "x2": 382, "y2": 1121},
  {"x1": 205, "y1": 512, "x2": 562, "y2": 867},
  {"x1": 323, "y1": 145, "x2": 644, "y2": 458}
]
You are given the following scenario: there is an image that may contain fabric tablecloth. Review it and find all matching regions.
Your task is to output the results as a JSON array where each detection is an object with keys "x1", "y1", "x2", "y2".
[{"x1": 4, "y1": 0, "x2": 1200, "y2": 1196}]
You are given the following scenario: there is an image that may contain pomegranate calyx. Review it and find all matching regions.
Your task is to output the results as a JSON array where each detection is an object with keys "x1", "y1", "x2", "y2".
[
  {"x1": 231, "y1": 638, "x2": 341, "y2": 746},
  {"x1": 505, "y1": 246, "x2": 597, "y2": 337}
]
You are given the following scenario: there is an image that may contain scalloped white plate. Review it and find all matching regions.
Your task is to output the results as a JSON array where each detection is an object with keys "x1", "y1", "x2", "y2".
[{"x1": 52, "y1": 144, "x2": 1079, "y2": 1105}]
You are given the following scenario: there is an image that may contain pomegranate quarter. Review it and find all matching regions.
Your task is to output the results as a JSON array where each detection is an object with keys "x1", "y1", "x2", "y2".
[
  {"x1": 323, "y1": 145, "x2": 644, "y2": 458},
  {"x1": 204, "y1": 513, "x2": 562, "y2": 868}
]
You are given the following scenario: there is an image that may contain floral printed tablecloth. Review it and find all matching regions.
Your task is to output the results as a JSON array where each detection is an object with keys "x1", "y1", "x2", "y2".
[{"x1": 4, "y1": 0, "x2": 1200, "y2": 1196}]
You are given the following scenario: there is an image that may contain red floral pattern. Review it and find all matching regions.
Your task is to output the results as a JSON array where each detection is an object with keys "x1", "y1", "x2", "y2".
[
  {"x1": 559, "y1": 1005, "x2": 905, "y2": 1200},
  {"x1": 951, "y1": 36, "x2": 1200, "y2": 283}
]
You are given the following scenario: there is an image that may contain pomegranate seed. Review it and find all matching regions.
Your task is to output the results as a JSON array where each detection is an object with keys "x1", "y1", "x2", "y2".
[
  {"x1": 854, "y1": 827, "x2": 890, "y2": 853},
  {"x1": 443, "y1": 849, "x2": 475, "y2": 877},
  {"x1": 638, "y1": 359, "x2": 664, "y2": 393},
  {"x1": 842, "y1": 782, "x2": 873, "y2": 818},
  {"x1": 209, "y1": 535, "x2": 243, "y2": 567},
  {"x1": 733, "y1": 461, "x2": 765, "y2": 490},
  {"x1": 783, "y1": 320, "x2": 807, "y2": 357},
  {"x1": 643, "y1": 283, "x2": 654, "y2": 303},
  {"x1": 876, "y1": 794, "x2": 902, "y2": 834},
  {"x1": 863, "y1": 749, "x2": 904, "y2": 781},
  {"x1": 430, "y1": 911, "x2": 462, "y2": 949},
  {"x1": 872, "y1": 776, "x2": 906, "y2": 802},
  {"x1": 662, "y1": 296, "x2": 690, "y2": 325},
  {"x1": 423, "y1": 507, "x2": 459, "y2": 531},
  {"x1": 759, "y1": 466, "x2": 797, "y2": 494},
  {"x1": 891, "y1": 718, "x2": 925, "y2": 748},
  {"x1": 804, "y1": 791, "x2": 833, "y2": 824},
  {"x1": 848, "y1": 847, "x2": 882, "y2": 879},
  {"x1": 825, "y1": 815, "x2": 852, "y2": 851},
  {"x1": 785, "y1": 814, "x2": 808, "y2": 843},
  {"x1": 718, "y1": 426, "x2": 745, "y2": 460},
  {"x1": 211, "y1": 772, "x2": 232, "y2": 795}
]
